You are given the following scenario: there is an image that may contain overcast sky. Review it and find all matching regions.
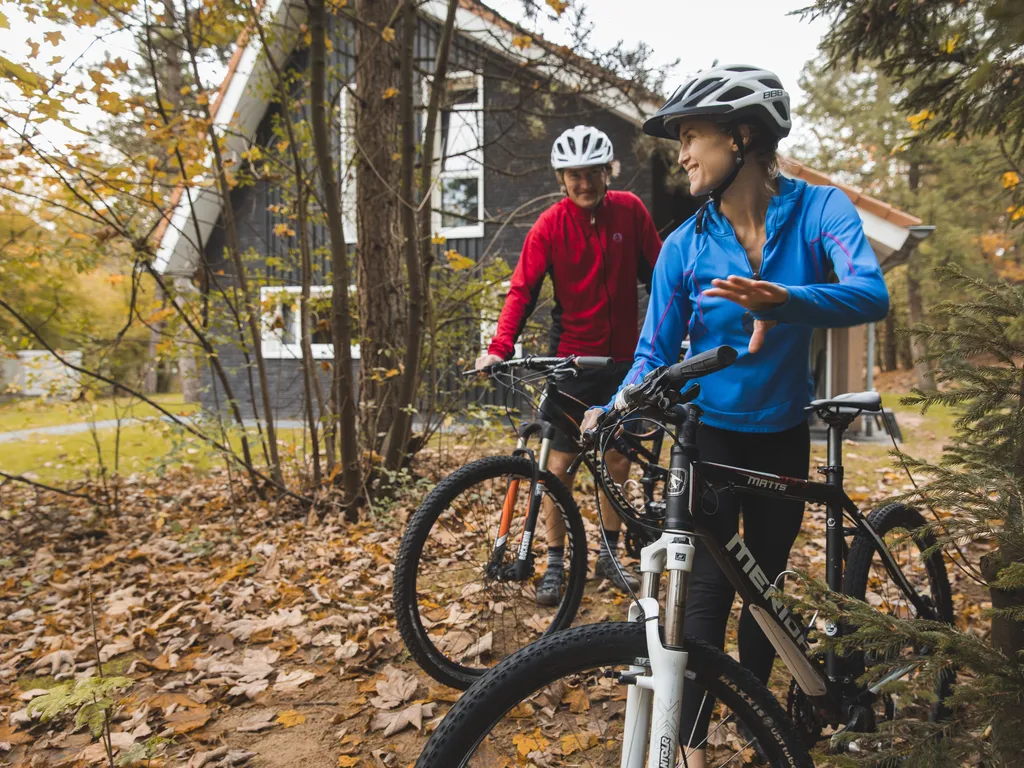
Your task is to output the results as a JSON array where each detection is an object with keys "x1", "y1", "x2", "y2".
[{"x1": 1, "y1": 0, "x2": 831, "y2": 153}]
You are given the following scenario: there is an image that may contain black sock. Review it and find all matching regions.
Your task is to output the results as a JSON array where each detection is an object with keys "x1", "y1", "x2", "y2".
[
  {"x1": 547, "y1": 546, "x2": 565, "y2": 571},
  {"x1": 599, "y1": 528, "x2": 619, "y2": 559}
]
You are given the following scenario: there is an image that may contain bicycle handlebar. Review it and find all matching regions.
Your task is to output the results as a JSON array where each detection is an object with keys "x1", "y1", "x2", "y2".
[
  {"x1": 664, "y1": 345, "x2": 737, "y2": 386},
  {"x1": 464, "y1": 355, "x2": 615, "y2": 377},
  {"x1": 613, "y1": 345, "x2": 737, "y2": 412}
]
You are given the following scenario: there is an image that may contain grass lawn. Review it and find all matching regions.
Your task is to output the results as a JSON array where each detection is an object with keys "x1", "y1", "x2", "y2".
[
  {"x1": 0, "y1": 420, "x2": 309, "y2": 485},
  {"x1": 0, "y1": 387, "x2": 958, "y2": 487},
  {"x1": 0, "y1": 393, "x2": 197, "y2": 433}
]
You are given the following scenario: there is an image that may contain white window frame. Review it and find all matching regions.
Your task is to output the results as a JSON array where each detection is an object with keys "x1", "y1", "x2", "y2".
[
  {"x1": 430, "y1": 71, "x2": 485, "y2": 239},
  {"x1": 260, "y1": 285, "x2": 361, "y2": 360}
]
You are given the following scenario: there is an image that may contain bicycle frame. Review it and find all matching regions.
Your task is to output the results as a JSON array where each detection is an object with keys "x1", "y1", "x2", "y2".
[
  {"x1": 491, "y1": 382, "x2": 666, "y2": 581},
  {"x1": 614, "y1": 403, "x2": 943, "y2": 765}
]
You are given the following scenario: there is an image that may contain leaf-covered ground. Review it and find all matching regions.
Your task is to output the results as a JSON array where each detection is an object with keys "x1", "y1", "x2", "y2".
[{"x1": 0, "y1": 405, "x2": 991, "y2": 767}]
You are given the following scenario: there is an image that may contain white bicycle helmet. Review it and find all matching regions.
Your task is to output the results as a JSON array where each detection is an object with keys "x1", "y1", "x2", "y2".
[
  {"x1": 551, "y1": 125, "x2": 614, "y2": 170},
  {"x1": 643, "y1": 64, "x2": 791, "y2": 141}
]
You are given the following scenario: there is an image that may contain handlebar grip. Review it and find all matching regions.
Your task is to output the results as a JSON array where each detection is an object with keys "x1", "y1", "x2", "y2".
[
  {"x1": 580, "y1": 407, "x2": 615, "y2": 448},
  {"x1": 575, "y1": 356, "x2": 615, "y2": 369},
  {"x1": 665, "y1": 345, "x2": 737, "y2": 386},
  {"x1": 613, "y1": 384, "x2": 641, "y2": 411}
]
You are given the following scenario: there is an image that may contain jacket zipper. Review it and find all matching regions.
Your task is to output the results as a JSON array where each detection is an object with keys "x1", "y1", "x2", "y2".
[
  {"x1": 723, "y1": 216, "x2": 770, "y2": 281},
  {"x1": 591, "y1": 211, "x2": 615, "y2": 356}
]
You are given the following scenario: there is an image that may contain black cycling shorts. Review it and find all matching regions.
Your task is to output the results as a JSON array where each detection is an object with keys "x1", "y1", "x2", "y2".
[{"x1": 538, "y1": 361, "x2": 633, "y2": 454}]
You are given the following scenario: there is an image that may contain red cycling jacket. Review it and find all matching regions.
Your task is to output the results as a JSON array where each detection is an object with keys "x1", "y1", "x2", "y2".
[{"x1": 488, "y1": 190, "x2": 663, "y2": 362}]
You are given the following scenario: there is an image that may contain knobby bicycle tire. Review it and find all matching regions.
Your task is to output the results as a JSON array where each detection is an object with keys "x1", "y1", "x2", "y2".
[
  {"x1": 843, "y1": 501, "x2": 954, "y2": 724},
  {"x1": 417, "y1": 621, "x2": 814, "y2": 767},
  {"x1": 394, "y1": 455, "x2": 588, "y2": 689}
]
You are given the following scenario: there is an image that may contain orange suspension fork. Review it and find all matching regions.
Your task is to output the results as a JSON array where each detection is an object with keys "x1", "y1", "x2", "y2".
[
  {"x1": 493, "y1": 435, "x2": 529, "y2": 551},
  {"x1": 495, "y1": 478, "x2": 519, "y2": 548}
]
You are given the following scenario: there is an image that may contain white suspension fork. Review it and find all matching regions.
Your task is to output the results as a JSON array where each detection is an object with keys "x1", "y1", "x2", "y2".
[{"x1": 620, "y1": 533, "x2": 696, "y2": 768}]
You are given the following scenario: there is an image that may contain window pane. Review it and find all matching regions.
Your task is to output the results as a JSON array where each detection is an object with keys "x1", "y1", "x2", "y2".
[
  {"x1": 440, "y1": 177, "x2": 479, "y2": 229},
  {"x1": 310, "y1": 299, "x2": 333, "y2": 345},
  {"x1": 445, "y1": 74, "x2": 479, "y2": 107},
  {"x1": 442, "y1": 110, "x2": 480, "y2": 174}
]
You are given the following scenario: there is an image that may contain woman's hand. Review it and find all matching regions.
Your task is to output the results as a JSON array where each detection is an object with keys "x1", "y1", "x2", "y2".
[
  {"x1": 703, "y1": 275, "x2": 788, "y2": 354},
  {"x1": 580, "y1": 407, "x2": 606, "y2": 436}
]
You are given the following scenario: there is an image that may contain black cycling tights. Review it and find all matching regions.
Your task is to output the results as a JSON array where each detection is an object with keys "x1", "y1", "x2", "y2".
[{"x1": 680, "y1": 420, "x2": 811, "y2": 746}]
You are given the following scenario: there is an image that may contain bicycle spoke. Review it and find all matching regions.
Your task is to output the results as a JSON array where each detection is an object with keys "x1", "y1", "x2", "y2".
[
  {"x1": 714, "y1": 735, "x2": 757, "y2": 768},
  {"x1": 687, "y1": 711, "x2": 735, "y2": 755},
  {"x1": 684, "y1": 690, "x2": 713, "y2": 752}
]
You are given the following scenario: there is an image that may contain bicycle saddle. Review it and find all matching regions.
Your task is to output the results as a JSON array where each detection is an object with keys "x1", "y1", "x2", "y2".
[{"x1": 807, "y1": 391, "x2": 882, "y2": 413}]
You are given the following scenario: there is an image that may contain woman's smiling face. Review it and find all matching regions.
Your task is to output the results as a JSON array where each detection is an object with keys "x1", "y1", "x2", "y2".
[{"x1": 676, "y1": 118, "x2": 738, "y2": 196}]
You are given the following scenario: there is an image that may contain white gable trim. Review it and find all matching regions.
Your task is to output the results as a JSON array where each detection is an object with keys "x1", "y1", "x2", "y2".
[{"x1": 154, "y1": 0, "x2": 307, "y2": 275}]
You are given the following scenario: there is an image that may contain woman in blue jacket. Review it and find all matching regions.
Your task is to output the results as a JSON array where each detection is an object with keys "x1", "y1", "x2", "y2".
[{"x1": 582, "y1": 64, "x2": 890, "y2": 763}]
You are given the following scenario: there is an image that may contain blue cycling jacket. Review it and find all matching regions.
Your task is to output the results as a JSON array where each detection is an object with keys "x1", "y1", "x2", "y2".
[{"x1": 610, "y1": 175, "x2": 890, "y2": 433}]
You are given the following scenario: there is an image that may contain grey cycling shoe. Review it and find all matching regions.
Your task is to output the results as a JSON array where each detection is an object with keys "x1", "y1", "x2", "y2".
[
  {"x1": 535, "y1": 567, "x2": 565, "y2": 607},
  {"x1": 594, "y1": 554, "x2": 640, "y2": 592}
]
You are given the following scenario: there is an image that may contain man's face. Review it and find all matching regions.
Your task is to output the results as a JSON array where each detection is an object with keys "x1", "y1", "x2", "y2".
[{"x1": 560, "y1": 166, "x2": 608, "y2": 210}]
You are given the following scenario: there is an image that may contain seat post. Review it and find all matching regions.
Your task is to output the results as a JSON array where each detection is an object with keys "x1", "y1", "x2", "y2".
[
  {"x1": 826, "y1": 420, "x2": 844, "y2": 475},
  {"x1": 822, "y1": 417, "x2": 847, "y2": 683}
]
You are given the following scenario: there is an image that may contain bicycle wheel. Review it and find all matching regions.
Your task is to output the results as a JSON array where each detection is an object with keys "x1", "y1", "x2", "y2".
[
  {"x1": 843, "y1": 502, "x2": 954, "y2": 734},
  {"x1": 417, "y1": 622, "x2": 814, "y2": 767},
  {"x1": 394, "y1": 455, "x2": 588, "y2": 689}
]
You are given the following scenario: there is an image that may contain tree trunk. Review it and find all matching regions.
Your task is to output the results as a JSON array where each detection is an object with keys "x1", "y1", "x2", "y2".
[
  {"x1": 981, "y1": 548, "x2": 1024, "y2": 760},
  {"x1": 355, "y1": 0, "x2": 405, "y2": 456},
  {"x1": 309, "y1": 0, "x2": 362, "y2": 515},
  {"x1": 905, "y1": 262, "x2": 935, "y2": 389},
  {"x1": 883, "y1": 308, "x2": 898, "y2": 371},
  {"x1": 297, "y1": 187, "x2": 323, "y2": 489},
  {"x1": 173, "y1": 277, "x2": 201, "y2": 402},
  {"x1": 905, "y1": 161, "x2": 934, "y2": 390},
  {"x1": 144, "y1": 282, "x2": 164, "y2": 394},
  {"x1": 146, "y1": 1, "x2": 184, "y2": 398},
  {"x1": 381, "y1": 0, "x2": 420, "y2": 474}
]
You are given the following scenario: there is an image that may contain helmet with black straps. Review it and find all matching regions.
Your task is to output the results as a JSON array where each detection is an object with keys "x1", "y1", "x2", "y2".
[{"x1": 644, "y1": 64, "x2": 791, "y2": 142}]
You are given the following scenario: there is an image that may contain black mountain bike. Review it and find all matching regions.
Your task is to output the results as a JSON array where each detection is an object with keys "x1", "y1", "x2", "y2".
[
  {"x1": 417, "y1": 346, "x2": 954, "y2": 767},
  {"x1": 393, "y1": 356, "x2": 668, "y2": 689}
]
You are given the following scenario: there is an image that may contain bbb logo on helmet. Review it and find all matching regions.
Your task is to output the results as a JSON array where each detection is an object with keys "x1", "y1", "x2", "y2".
[{"x1": 762, "y1": 89, "x2": 784, "y2": 100}]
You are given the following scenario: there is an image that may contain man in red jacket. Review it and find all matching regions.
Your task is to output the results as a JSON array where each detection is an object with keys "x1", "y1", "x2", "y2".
[{"x1": 476, "y1": 125, "x2": 663, "y2": 605}]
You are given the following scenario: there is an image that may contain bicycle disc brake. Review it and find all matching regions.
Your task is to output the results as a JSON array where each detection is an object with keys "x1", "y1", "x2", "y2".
[{"x1": 786, "y1": 678, "x2": 824, "y2": 748}]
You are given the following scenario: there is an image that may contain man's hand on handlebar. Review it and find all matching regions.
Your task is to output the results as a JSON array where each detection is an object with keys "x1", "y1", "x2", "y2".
[
  {"x1": 474, "y1": 353, "x2": 503, "y2": 372},
  {"x1": 580, "y1": 407, "x2": 606, "y2": 441}
]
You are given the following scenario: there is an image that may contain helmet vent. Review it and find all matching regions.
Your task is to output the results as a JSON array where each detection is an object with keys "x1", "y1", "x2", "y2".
[
  {"x1": 774, "y1": 101, "x2": 789, "y2": 121},
  {"x1": 683, "y1": 77, "x2": 724, "y2": 107},
  {"x1": 759, "y1": 78, "x2": 783, "y2": 89},
  {"x1": 727, "y1": 65, "x2": 758, "y2": 72},
  {"x1": 718, "y1": 86, "x2": 754, "y2": 102}
]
